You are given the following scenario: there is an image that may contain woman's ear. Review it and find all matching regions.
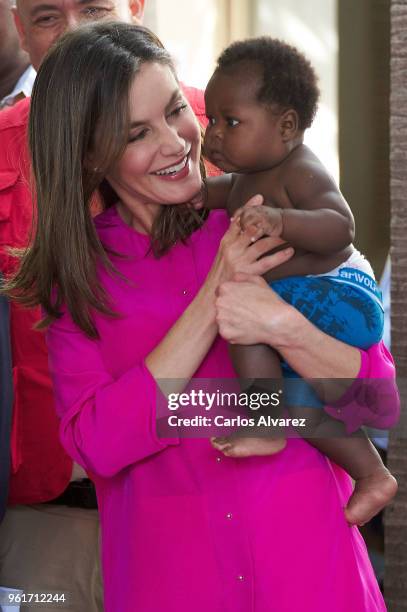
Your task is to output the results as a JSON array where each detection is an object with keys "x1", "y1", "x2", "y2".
[
  {"x1": 84, "y1": 152, "x2": 99, "y2": 174},
  {"x1": 279, "y1": 110, "x2": 299, "y2": 142}
]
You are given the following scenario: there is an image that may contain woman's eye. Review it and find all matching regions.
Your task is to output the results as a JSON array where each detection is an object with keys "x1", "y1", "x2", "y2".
[
  {"x1": 169, "y1": 104, "x2": 187, "y2": 118},
  {"x1": 129, "y1": 129, "x2": 148, "y2": 142},
  {"x1": 227, "y1": 118, "x2": 239, "y2": 127}
]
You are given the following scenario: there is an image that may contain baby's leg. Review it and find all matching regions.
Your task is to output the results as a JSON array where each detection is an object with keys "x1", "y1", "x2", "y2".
[
  {"x1": 211, "y1": 344, "x2": 286, "y2": 457},
  {"x1": 272, "y1": 273, "x2": 397, "y2": 523},
  {"x1": 308, "y1": 429, "x2": 397, "y2": 526},
  {"x1": 288, "y1": 398, "x2": 397, "y2": 525}
]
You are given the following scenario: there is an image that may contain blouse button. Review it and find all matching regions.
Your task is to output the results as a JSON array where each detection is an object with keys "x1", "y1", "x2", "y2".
[
  {"x1": 216, "y1": 456, "x2": 222, "y2": 463},
  {"x1": 237, "y1": 575, "x2": 245, "y2": 581},
  {"x1": 182, "y1": 289, "x2": 188, "y2": 295},
  {"x1": 226, "y1": 512, "x2": 233, "y2": 520}
]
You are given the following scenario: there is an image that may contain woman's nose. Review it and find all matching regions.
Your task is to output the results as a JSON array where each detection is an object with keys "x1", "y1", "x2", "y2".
[{"x1": 160, "y1": 125, "x2": 186, "y2": 157}]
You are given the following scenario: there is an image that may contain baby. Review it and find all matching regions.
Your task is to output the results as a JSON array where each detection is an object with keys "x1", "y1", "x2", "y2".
[{"x1": 200, "y1": 37, "x2": 397, "y2": 526}]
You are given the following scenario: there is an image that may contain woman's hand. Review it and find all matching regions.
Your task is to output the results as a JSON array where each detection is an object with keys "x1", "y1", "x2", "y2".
[
  {"x1": 215, "y1": 273, "x2": 362, "y2": 381},
  {"x1": 215, "y1": 274, "x2": 297, "y2": 346},
  {"x1": 208, "y1": 195, "x2": 294, "y2": 287}
]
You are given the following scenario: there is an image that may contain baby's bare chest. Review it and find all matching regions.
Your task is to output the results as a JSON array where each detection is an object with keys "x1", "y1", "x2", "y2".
[{"x1": 227, "y1": 171, "x2": 293, "y2": 216}]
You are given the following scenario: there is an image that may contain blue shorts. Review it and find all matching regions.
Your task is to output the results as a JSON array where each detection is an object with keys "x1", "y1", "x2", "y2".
[{"x1": 270, "y1": 268, "x2": 384, "y2": 408}]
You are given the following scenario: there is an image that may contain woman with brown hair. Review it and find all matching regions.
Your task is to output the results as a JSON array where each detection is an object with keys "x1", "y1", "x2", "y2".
[{"x1": 6, "y1": 21, "x2": 394, "y2": 612}]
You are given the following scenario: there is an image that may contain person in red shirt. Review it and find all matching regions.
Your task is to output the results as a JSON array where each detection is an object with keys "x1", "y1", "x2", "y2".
[
  {"x1": 0, "y1": 1, "x2": 210, "y2": 609},
  {"x1": 0, "y1": 0, "x2": 31, "y2": 107}
]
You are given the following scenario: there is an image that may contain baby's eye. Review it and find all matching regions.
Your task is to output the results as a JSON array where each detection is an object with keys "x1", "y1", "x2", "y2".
[
  {"x1": 206, "y1": 116, "x2": 216, "y2": 126},
  {"x1": 227, "y1": 118, "x2": 240, "y2": 127}
]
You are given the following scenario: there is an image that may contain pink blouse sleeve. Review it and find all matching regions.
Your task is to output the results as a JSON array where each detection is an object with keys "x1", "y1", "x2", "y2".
[
  {"x1": 324, "y1": 341, "x2": 400, "y2": 433},
  {"x1": 46, "y1": 314, "x2": 179, "y2": 479}
]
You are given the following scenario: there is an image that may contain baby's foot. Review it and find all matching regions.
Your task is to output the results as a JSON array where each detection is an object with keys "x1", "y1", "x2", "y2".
[
  {"x1": 211, "y1": 436, "x2": 286, "y2": 458},
  {"x1": 344, "y1": 468, "x2": 398, "y2": 526}
]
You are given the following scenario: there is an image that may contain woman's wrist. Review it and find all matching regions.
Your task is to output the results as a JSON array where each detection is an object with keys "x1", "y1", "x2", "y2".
[
  {"x1": 276, "y1": 311, "x2": 361, "y2": 379},
  {"x1": 196, "y1": 274, "x2": 219, "y2": 325},
  {"x1": 264, "y1": 302, "x2": 307, "y2": 352}
]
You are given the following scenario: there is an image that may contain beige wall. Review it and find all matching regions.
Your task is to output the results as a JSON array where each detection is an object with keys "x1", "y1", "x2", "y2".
[
  {"x1": 338, "y1": 0, "x2": 390, "y2": 276},
  {"x1": 144, "y1": 0, "x2": 235, "y2": 89},
  {"x1": 253, "y1": 0, "x2": 338, "y2": 181}
]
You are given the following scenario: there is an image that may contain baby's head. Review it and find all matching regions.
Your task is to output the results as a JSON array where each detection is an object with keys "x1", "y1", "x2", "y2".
[{"x1": 204, "y1": 37, "x2": 320, "y2": 173}]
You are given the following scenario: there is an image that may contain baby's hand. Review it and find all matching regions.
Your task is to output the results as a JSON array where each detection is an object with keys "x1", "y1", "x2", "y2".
[{"x1": 240, "y1": 205, "x2": 283, "y2": 240}]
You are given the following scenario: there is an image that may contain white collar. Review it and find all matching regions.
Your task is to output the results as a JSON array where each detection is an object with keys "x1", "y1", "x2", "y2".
[{"x1": 1, "y1": 65, "x2": 36, "y2": 107}]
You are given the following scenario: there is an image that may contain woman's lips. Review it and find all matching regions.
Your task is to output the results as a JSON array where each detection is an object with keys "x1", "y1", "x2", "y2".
[
  {"x1": 152, "y1": 151, "x2": 192, "y2": 181},
  {"x1": 155, "y1": 155, "x2": 190, "y2": 181}
]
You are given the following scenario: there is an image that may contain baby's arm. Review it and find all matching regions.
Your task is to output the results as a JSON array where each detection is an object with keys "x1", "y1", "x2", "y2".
[
  {"x1": 242, "y1": 160, "x2": 355, "y2": 254},
  {"x1": 280, "y1": 160, "x2": 354, "y2": 253},
  {"x1": 193, "y1": 175, "x2": 236, "y2": 210}
]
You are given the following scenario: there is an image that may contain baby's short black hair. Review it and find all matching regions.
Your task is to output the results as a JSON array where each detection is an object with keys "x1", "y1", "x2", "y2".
[{"x1": 215, "y1": 37, "x2": 320, "y2": 131}]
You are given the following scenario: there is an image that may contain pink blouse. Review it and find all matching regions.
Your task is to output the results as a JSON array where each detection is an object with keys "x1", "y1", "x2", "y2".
[{"x1": 47, "y1": 207, "x2": 392, "y2": 612}]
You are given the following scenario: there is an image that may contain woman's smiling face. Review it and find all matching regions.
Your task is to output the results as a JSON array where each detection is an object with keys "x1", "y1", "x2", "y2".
[{"x1": 106, "y1": 61, "x2": 202, "y2": 218}]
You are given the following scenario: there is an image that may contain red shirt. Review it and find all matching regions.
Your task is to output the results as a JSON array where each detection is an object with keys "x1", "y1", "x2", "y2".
[
  {"x1": 0, "y1": 97, "x2": 72, "y2": 503},
  {"x1": 0, "y1": 86, "x2": 213, "y2": 504}
]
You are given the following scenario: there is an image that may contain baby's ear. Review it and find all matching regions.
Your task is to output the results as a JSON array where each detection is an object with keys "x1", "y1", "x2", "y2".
[{"x1": 280, "y1": 109, "x2": 299, "y2": 141}]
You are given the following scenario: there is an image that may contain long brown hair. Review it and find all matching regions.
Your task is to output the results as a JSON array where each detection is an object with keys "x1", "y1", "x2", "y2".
[{"x1": 5, "y1": 22, "x2": 207, "y2": 338}]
